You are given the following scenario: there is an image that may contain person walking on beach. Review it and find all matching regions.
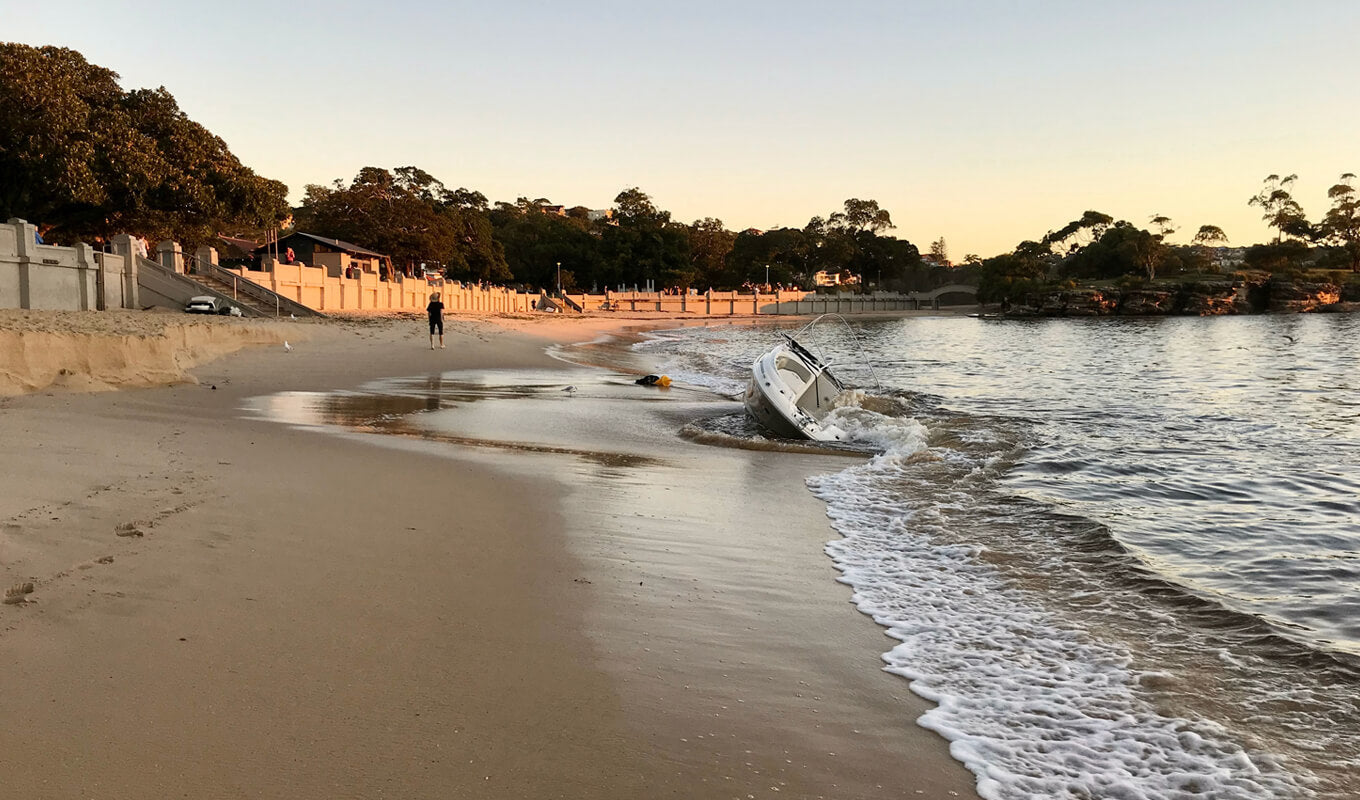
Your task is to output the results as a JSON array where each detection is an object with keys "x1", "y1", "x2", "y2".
[{"x1": 427, "y1": 292, "x2": 445, "y2": 349}]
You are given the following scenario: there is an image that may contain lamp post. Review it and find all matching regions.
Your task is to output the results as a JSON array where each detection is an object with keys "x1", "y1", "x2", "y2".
[
  {"x1": 764, "y1": 264, "x2": 770, "y2": 289},
  {"x1": 556, "y1": 261, "x2": 561, "y2": 296}
]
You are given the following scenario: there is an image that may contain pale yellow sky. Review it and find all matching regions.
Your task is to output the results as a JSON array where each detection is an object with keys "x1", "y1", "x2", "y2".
[{"x1": 5, "y1": 0, "x2": 1357, "y2": 257}]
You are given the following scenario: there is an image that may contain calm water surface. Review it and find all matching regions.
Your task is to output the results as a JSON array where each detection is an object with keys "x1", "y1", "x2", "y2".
[{"x1": 633, "y1": 313, "x2": 1360, "y2": 799}]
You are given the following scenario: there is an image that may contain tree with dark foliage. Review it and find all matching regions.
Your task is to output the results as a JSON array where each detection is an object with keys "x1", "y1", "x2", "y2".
[
  {"x1": 296, "y1": 166, "x2": 509, "y2": 281},
  {"x1": 0, "y1": 43, "x2": 288, "y2": 245}
]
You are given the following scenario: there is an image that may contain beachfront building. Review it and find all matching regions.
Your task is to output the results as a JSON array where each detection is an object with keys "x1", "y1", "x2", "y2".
[
  {"x1": 213, "y1": 234, "x2": 261, "y2": 268},
  {"x1": 813, "y1": 270, "x2": 862, "y2": 288},
  {"x1": 251, "y1": 232, "x2": 390, "y2": 279}
]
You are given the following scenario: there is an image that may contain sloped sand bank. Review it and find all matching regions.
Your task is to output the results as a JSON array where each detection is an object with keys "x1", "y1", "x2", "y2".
[{"x1": 0, "y1": 310, "x2": 295, "y2": 395}]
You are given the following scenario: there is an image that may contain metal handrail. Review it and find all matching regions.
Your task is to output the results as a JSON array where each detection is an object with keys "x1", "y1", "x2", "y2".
[{"x1": 184, "y1": 252, "x2": 322, "y2": 318}]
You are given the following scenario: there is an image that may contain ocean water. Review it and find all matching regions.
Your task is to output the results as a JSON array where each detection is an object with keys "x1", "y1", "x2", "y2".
[{"x1": 629, "y1": 314, "x2": 1360, "y2": 799}]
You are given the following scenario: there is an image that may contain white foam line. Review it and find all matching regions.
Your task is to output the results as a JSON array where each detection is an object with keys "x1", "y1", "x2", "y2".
[{"x1": 809, "y1": 451, "x2": 1310, "y2": 800}]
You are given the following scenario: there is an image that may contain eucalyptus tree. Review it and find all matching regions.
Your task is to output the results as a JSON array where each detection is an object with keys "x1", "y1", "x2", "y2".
[
  {"x1": 1320, "y1": 173, "x2": 1360, "y2": 272},
  {"x1": 1190, "y1": 225, "x2": 1230, "y2": 272},
  {"x1": 1149, "y1": 214, "x2": 1176, "y2": 239},
  {"x1": 1249, "y1": 174, "x2": 1309, "y2": 243},
  {"x1": 1192, "y1": 225, "x2": 1228, "y2": 248},
  {"x1": 1043, "y1": 210, "x2": 1114, "y2": 255},
  {"x1": 1059, "y1": 222, "x2": 1164, "y2": 281},
  {"x1": 829, "y1": 198, "x2": 895, "y2": 234}
]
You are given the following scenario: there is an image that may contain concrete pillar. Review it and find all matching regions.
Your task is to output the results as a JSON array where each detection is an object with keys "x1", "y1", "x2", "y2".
[
  {"x1": 111, "y1": 234, "x2": 135, "y2": 260},
  {"x1": 195, "y1": 245, "x2": 219, "y2": 276},
  {"x1": 74, "y1": 243, "x2": 96, "y2": 310},
  {"x1": 157, "y1": 240, "x2": 184, "y2": 273},
  {"x1": 8, "y1": 218, "x2": 37, "y2": 259}
]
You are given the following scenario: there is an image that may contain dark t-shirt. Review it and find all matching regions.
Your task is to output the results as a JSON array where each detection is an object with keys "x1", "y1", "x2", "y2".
[{"x1": 427, "y1": 300, "x2": 444, "y2": 320}]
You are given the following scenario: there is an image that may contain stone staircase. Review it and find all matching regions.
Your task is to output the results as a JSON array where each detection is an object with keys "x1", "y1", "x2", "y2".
[
  {"x1": 179, "y1": 252, "x2": 321, "y2": 319},
  {"x1": 189, "y1": 270, "x2": 281, "y2": 317}
]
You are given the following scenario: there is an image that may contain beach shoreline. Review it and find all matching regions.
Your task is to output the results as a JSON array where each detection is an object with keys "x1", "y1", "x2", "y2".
[{"x1": 0, "y1": 309, "x2": 980, "y2": 798}]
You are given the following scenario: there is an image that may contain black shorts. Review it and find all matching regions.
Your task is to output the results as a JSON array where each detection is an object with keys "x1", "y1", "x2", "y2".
[{"x1": 429, "y1": 318, "x2": 443, "y2": 335}]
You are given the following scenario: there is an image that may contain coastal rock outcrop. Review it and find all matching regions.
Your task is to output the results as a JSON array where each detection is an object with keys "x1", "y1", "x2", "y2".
[
  {"x1": 1176, "y1": 281, "x2": 1248, "y2": 316},
  {"x1": 1038, "y1": 289, "x2": 1116, "y2": 316},
  {"x1": 1117, "y1": 289, "x2": 1176, "y2": 315},
  {"x1": 997, "y1": 275, "x2": 1360, "y2": 317},
  {"x1": 1266, "y1": 279, "x2": 1341, "y2": 313}
]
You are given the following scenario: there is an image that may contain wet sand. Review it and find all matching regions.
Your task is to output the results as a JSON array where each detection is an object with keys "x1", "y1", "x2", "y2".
[{"x1": 0, "y1": 311, "x2": 980, "y2": 798}]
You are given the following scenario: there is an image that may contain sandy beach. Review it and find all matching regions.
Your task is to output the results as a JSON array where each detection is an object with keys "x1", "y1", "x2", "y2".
[{"x1": 0, "y1": 309, "x2": 980, "y2": 799}]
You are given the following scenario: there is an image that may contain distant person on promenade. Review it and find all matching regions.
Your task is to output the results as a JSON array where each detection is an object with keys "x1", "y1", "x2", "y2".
[{"x1": 427, "y1": 292, "x2": 445, "y2": 350}]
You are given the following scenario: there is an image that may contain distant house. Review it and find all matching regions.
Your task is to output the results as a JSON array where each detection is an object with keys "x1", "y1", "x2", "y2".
[
  {"x1": 252, "y1": 231, "x2": 390, "y2": 278},
  {"x1": 215, "y1": 234, "x2": 260, "y2": 266},
  {"x1": 1211, "y1": 247, "x2": 1247, "y2": 269},
  {"x1": 814, "y1": 270, "x2": 861, "y2": 287}
]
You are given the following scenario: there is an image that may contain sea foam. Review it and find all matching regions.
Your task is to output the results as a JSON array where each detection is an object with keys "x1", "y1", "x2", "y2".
[{"x1": 809, "y1": 438, "x2": 1310, "y2": 799}]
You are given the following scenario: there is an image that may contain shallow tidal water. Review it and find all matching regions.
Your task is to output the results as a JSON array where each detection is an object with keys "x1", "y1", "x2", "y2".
[
  {"x1": 249, "y1": 313, "x2": 1360, "y2": 799},
  {"x1": 629, "y1": 313, "x2": 1360, "y2": 800}
]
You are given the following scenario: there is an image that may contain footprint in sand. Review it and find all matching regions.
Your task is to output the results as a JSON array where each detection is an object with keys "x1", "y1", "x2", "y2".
[{"x1": 115, "y1": 522, "x2": 145, "y2": 537}]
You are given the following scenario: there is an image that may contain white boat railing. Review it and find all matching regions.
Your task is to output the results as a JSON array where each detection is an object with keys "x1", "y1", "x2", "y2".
[{"x1": 786, "y1": 313, "x2": 882, "y2": 391}]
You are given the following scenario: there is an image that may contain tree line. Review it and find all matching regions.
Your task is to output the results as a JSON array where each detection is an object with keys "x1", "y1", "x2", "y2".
[
  {"x1": 972, "y1": 174, "x2": 1360, "y2": 303},
  {"x1": 297, "y1": 171, "x2": 954, "y2": 293},
  {"x1": 2, "y1": 43, "x2": 953, "y2": 292}
]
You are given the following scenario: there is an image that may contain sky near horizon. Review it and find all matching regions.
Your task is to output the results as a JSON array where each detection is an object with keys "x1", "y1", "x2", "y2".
[{"x1": 3, "y1": 0, "x2": 1358, "y2": 258}]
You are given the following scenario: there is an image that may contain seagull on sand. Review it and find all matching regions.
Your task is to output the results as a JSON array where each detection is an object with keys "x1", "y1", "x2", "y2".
[{"x1": 283, "y1": 341, "x2": 293, "y2": 352}]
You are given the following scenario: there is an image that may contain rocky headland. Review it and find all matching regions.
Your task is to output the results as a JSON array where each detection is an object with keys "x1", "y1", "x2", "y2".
[{"x1": 1000, "y1": 276, "x2": 1360, "y2": 318}]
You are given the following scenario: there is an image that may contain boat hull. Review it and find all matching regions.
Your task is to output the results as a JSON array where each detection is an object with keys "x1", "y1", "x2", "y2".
[
  {"x1": 743, "y1": 373, "x2": 811, "y2": 439},
  {"x1": 743, "y1": 341, "x2": 848, "y2": 442}
]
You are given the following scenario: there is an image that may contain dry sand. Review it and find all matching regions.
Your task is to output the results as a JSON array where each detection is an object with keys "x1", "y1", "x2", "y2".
[
  {"x1": 0, "y1": 309, "x2": 299, "y2": 396},
  {"x1": 0, "y1": 309, "x2": 981, "y2": 799}
]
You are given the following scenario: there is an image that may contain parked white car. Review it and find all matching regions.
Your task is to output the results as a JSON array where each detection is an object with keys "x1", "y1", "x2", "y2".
[{"x1": 184, "y1": 295, "x2": 232, "y2": 315}]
